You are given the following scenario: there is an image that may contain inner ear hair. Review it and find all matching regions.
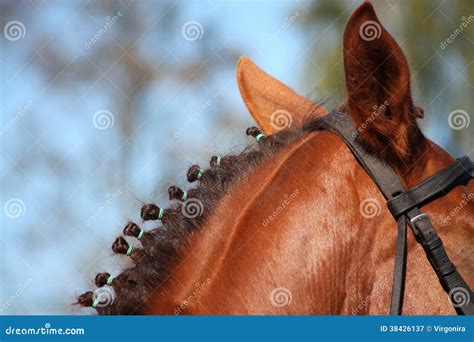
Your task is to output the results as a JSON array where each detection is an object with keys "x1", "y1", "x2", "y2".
[
  {"x1": 414, "y1": 106, "x2": 424, "y2": 119},
  {"x1": 342, "y1": 2, "x2": 426, "y2": 168}
]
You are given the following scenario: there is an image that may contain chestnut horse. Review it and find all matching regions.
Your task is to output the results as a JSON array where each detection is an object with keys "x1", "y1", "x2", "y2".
[{"x1": 78, "y1": 2, "x2": 473, "y2": 315}]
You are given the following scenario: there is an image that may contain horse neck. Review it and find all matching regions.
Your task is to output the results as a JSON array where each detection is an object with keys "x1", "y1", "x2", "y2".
[{"x1": 144, "y1": 132, "x2": 469, "y2": 314}]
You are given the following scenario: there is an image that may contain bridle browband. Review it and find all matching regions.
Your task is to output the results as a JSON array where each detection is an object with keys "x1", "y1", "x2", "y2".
[{"x1": 320, "y1": 111, "x2": 474, "y2": 315}]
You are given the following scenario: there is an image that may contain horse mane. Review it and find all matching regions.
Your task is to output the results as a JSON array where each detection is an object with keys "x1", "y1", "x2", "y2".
[{"x1": 77, "y1": 106, "x2": 332, "y2": 314}]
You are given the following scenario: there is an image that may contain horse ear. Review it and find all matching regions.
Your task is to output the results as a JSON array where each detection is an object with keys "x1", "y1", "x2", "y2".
[
  {"x1": 237, "y1": 56, "x2": 326, "y2": 135},
  {"x1": 343, "y1": 2, "x2": 423, "y2": 165}
]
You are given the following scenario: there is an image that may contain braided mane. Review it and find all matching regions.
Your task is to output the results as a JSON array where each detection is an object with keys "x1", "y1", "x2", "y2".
[{"x1": 76, "y1": 121, "x2": 319, "y2": 314}]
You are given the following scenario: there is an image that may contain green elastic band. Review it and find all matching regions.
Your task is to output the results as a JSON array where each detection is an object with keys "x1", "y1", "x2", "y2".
[
  {"x1": 216, "y1": 156, "x2": 221, "y2": 166},
  {"x1": 107, "y1": 275, "x2": 114, "y2": 285},
  {"x1": 158, "y1": 208, "x2": 163, "y2": 220},
  {"x1": 92, "y1": 297, "x2": 101, "y2": 308},
  {"x1": 126, "y1": 245, "x2": 133, "y2": 256},
  {"x1": 197, "y1": 169, "x2": 203, "y2": 179},
  {"x1": 256, "y1": 133, "x2": 265, "y2": 141},
  {"x1": 181, "y1": 191, "x2": 188, "y2": 202},
  {"x1": 137, "y1": 230, "x2": 144, "y2": 239}
]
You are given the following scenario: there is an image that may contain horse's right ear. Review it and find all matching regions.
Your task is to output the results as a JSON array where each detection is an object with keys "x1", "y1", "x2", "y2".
[
  {"x1": 237, "y1": 56, "x2": 326, "y2": 135},
  {"x1": 343, "y1": 2, "x2": 424, "y2": 166}
]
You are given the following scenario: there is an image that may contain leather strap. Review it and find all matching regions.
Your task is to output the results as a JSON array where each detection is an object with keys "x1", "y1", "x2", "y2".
[
  {"x1": 319, "y1": 113, "x2": 406, "y2": 200},
  {"x1": 388, "y1": 156, "x2": 473, "y2": 218},
  {"x1": 319, "y1": 111, "x2": 474, "y2": 315},
  {"x1": 407, "y1": 209, "x2": 474, "y2": 315},
  {"x1": 389, "y1": 216, "x2": 407, "y2": 315}
]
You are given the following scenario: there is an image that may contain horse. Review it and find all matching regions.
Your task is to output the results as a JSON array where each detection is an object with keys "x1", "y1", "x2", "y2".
[{"x1": 77, "y1": 2, "x2": 473, "y2": 315}]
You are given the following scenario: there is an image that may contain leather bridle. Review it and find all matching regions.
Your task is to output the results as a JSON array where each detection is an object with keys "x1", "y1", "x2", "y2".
[{"x1": 320, "y1": 111, "x2": 473, "y2": 315}]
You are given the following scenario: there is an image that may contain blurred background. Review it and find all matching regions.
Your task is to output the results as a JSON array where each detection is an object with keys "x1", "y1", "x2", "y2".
[{"x1": 0, "y1": 0, "x2": 472, "y2": 314}]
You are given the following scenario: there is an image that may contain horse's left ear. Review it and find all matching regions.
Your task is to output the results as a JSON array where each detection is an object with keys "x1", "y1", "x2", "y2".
[
  {"x1": 237, "y1": 56, "x2": 326, "y2": 135},
  {"x1": 343, "y1": 2, "x2": 423, "y2": 165}
]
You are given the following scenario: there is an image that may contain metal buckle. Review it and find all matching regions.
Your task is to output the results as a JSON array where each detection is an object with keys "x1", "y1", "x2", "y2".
[{"x1": 410, "y1": 213, "x2": 429, "y2": 226}]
